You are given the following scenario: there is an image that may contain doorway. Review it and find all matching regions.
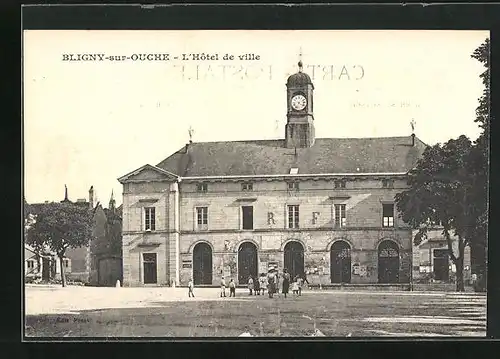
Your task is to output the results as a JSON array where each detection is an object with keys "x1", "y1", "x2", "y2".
[
  {"x1": 433, "y1": 248, "x2": 450, "y2": 281},
  {"x1": 330, "y1": 241, "x2": 351, "y2": 283},
  {"x1": 378, "y1": 240, "x2": 400, "y2": 284},
  {"x1": 193, "y1": 242, "x2": 213, "y2": 285},
  {"x1": 143, "y1": 253, "x2": 157, "y2": 284},
  {"x1": 284, "y1": 241, "x2": 304, "y2": 280},
  {"x1": 238, "y1": 242, "x2": 258, "y2": 284}
]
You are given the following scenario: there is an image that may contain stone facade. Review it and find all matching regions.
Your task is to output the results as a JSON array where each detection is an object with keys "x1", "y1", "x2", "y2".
[
  {"x1": 120, "y1": 172, "x2": 414, "y2": 287},
  {"x1": 119, "y1": 64, "x2": 425, "y2": 288}
]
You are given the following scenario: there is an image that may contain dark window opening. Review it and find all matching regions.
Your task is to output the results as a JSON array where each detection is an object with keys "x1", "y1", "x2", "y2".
[
  {"x1": 382, "y1": 204, "x2": 394, "y2": 227},
  {"x1": 382, "y1": 179, "x2": 395, "y2": 188},
  {"x1": 196, "y1": 183, "x2": 208, "y2": 192},
  {"x1": 334, "y1": 180, "x2": 346, "y2": 189},
  {"x1": 288, "y1": 181, "x2": 299, "y2": 191},
  {"x1": 242, "y1": 206, "x2": 254, "y2": 230}
]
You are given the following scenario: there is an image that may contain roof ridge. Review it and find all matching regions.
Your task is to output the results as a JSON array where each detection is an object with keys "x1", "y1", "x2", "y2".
[{"x1": 180, "y1": 136, "x2": 414, "y2": 145}]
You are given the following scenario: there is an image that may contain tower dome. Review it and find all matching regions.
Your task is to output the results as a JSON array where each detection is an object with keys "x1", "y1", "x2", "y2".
[{"x1": 286, "y1": 61, "x2": 314, "y2": 88}]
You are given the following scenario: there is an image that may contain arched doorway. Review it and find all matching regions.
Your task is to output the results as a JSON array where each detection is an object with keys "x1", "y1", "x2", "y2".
[
  {"x1": 193, "y1": 242, "x2": 212, "y2": 285},
  {"x1": 378, "y1": 240, "x2": 400, "y2": 284},
  {"x1": 238, "y1": 242, "x2": 258, "y2": 284},
  {"x1": 284, "y1": 241, "x2": 304, "y2": 280},
  {"x1": 330, "y1": 241, "x2": 351, "y2": 283}
]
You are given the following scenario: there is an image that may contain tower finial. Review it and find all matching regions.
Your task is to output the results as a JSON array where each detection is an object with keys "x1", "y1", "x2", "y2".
[
  {"x1": 188, "y1": 126, "x2": 194, "y2": 143},
  {"x1": 298, "y1": 47, "x2": 303, "y2": 72},
  {"x1": 64, "y1": 184, "x2": 68, "y2": 201},
  {"x1": 410, "y1": 118, "x2": 416, "y2": 134}
]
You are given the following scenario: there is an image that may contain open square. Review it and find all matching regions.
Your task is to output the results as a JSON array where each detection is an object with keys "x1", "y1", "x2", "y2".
[{"x1": 25, "y1": 285, "x2": 486, "y2": 337}]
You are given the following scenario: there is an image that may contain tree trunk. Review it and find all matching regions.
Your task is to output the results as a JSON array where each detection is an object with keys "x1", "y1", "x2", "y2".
[
  {"x1": 455, "y1": 238, "x2": 466, "y2": 292},
  {"x1": 59, "y1": 255, "x2": 67, "y2": 287}
]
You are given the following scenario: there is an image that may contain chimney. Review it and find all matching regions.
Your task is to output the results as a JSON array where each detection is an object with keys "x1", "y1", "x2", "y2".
[
  {"x1": 89, "y1": 186, "x2": 94, "y2": 209},
  {"x1": 411, "y1": 133, "x2": 415, "y2": 147}
]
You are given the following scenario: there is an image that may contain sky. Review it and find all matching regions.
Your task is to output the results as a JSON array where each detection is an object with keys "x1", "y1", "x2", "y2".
[{"x1": 23, "y1": 30, "x2": 489, "y2": 207}]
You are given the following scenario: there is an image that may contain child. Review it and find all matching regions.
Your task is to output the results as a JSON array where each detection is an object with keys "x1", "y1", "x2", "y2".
[
  {"x1": 220, "y1": 276, "x2": 226, "y2": 297},
  {"x1": 248, "y1": 276, "x2": 254, "y2": 295},
  {"x1": 188, "y1": 278, "x2": 195, "y2": 298},
  {"x1": 297, "y1": 275, "x2": 304, "y2": 296},
  {"x1": 229, "y1": 278, "x2": 236, "y2": 297},
  {"x1": 292, "y1": 280, "x2": 299, "y2": 296},
  {"x1": 253, "y1": 275, "x2": 260, "y2": 295},
  {"x1": 259, "y1": 273, "x2": 267, "y2": 295}
]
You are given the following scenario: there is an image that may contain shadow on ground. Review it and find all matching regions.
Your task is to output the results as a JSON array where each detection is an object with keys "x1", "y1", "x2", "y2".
[{"x1": 25, "y1": 293, "x2": 486, "y2": 338}]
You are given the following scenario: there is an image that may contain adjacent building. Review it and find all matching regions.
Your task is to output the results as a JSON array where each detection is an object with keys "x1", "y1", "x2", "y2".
[
  {"x1": 413, "y1": 229, "x2": 472, "y2": 285},
  {"x1": 24, "y1": 186, "x2": 123, "y2": 286},
  {"x1": 119, "y1": 62, "x2": 431, "y2": 287}
]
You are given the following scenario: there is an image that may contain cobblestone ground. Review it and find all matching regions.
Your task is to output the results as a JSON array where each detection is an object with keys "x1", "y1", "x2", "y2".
[{"x1": 24, "y1": 285, "x2": 486, "y2": 338}]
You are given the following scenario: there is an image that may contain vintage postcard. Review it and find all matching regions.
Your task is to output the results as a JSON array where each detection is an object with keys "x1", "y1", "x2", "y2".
[{"x1": 23, "y1": 28, "x2": 489, "y2": 338}]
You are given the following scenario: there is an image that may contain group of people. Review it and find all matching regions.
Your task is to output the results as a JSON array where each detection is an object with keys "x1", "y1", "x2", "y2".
[
  {"x1": 243, "y1": 268, "x2": 308, "y2": 298},
  {"x1": 187, "y1": 268, "x2": 309, "y2": 298}
]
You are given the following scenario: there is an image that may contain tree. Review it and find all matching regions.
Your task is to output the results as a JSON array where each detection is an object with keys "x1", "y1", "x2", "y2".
[
  {"x1": 469, "y1": 38, "x2": 490, "y2": 284},
  {"x1": 396, "y1": 38, "x2": 490, "y2": 292},
  {"x1": 395, "y1": 136, "x2": 477, "y2": 292},
  {"x1": 25, "y1": 202, "x2": 93, "y2": 287}
]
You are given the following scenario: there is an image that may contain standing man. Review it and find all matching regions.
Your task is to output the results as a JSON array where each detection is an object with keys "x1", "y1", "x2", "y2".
[
  {"x1": 220, "y1": 276, "x2": 227, "y2": 297},
  {"x1": 188, "y1": 278, "x2": 195, "y2": 298}
]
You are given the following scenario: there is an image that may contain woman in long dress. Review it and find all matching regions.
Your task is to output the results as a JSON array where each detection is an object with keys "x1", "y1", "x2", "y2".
[
  {"x1": 282, "y1": 268, "x2": 290, "y2": 298},
  {"x1": 267, "y1": 270, "x2": 276, "y2": 298}
]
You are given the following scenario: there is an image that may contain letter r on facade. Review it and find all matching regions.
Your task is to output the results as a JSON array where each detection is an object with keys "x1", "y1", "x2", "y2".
[{"x1": 267, "y1": 212, "x2": 275, "y2": 225}]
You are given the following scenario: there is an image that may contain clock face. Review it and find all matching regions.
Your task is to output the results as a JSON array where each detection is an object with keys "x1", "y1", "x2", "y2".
[{"x1": 291, "y1": 94, "x2": 307, "y2": 111}]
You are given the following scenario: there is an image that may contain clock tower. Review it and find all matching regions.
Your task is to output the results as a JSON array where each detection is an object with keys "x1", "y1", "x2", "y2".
[{"x1": 285, "y1": 60, "x2": 315, "y2": 148}]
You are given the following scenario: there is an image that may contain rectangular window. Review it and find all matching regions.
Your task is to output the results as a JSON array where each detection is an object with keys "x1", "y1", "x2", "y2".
[
  {"x1": 241, "y1": 182, "x2": 253, "y2": 191},
  {"x1": 242, "y1": 206, "x2": 254, "y2": 230},
  {"x1": 64, "y1": 259, "x2": 69, "y2": 268},
  {"x1": 334, "y1": 180, "x2": 346, "y2": 189},
  {"x1": 287, "y1": 181, "x2": 299, "y2": 191},
  {"x1": 196, "y1": 207, "x2": 208, "y2": 230},
  {"x1": 382, "y1": 204, "x2": 394, "y2": 227},
  {"x1": 27, "y1": 260, "x2": 34, "y2": 269},
  {"x1": 334, "y1": 204, "x2": 347, "y2": 228},
  {"x1": 144, "y1": 207, "x2": 156, "y2": 231},
  {"x1": 288, "y1": 205, "x2": 300, "y2": 229},
  {"x1": 382, "y1": 179, "x2": 395, "y2": 188},
  {"x1": 196, "y1": 183, "x2": 208, "y2": 192}
]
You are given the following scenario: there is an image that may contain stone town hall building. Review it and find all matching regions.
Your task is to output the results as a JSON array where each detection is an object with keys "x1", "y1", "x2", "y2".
[{"x1": 118, "y1": 62, "x2": 429, "y2": 287}]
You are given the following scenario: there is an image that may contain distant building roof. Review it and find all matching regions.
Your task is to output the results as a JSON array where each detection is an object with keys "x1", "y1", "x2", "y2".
[{"x1": 155, "y1": 136, "x2": 427, "y2": 178}]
